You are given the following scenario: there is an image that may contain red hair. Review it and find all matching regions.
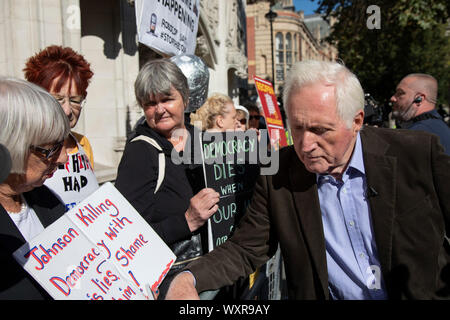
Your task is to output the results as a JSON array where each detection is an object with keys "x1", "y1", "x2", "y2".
[{"x1": 23, "y1": 45, "x2": 93, "y2": 96}]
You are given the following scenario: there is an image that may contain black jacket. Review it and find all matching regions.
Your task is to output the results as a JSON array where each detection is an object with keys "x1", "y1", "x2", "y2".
[
  {"x1": 115, "y1": 122, "x2": 202, "y2": 246},
  {"x1": 0, "y1": 186, "x2": 65, "y2": 299}
]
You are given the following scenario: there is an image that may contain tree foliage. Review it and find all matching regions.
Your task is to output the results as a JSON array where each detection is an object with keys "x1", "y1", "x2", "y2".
[{"x1": 315, "y1": 0, "x2": 450, "y2": 106}]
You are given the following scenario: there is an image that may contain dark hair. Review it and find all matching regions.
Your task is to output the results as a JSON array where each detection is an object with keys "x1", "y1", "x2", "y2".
[
  {"x1": 23, "y1": 45, "x2": 93, "y2": 96},
  {"x1": 244, "y1": 102, "x2": 260, "y2": 114}
]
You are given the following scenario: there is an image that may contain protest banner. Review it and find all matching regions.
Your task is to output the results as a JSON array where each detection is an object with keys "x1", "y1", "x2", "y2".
[
  {"x1": 200, "y1": 131, "x2": 260, "y2": 250},
  {"x1": 13, "y1": 182, "x2": 176, "y2": 300},
  {"x1": 254, "y1": 76, "x2": 288, "y2": 149},
  {"x1": 135, "y1": 0, "x2": 200, "y2": 56}
]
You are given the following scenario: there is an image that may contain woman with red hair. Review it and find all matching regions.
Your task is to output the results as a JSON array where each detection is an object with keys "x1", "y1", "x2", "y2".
[{"x1": 24, "y1": 45, "x2": 99, "y2": 211}]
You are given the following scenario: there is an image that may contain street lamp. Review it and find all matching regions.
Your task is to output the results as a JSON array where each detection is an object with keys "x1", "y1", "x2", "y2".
[{"x1": 265, "y1": 8, "x2": 278, "y2": 89}]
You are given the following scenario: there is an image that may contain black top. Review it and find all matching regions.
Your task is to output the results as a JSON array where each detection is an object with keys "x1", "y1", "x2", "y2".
[
  {"x1": 115, "y1": 122, "x2": 203, "y2": 245},
  {"x1": 0, "y1": 186, "x2": 65, "y2": 299}
]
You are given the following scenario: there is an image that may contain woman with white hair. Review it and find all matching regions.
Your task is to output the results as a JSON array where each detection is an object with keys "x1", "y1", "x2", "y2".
[{"x1": 0, "y1": 77, "x2": 70, "y2": 299}]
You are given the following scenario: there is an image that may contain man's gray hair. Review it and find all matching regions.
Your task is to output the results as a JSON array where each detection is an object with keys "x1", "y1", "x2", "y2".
[
  {"x1": 0, "y1": 77, "x2": 70, "y2": 173},
  {"x1": 283, "y1": 60, "x2": 365, "y2": 128},
  {"x1": 135, "y1": 59, "x2": 189, "y2": 109}
]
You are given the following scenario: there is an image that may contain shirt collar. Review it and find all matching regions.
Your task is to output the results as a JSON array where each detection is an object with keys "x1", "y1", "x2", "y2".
[
  {"x1": 347, "y1": 132, "x2": 365, "y2": 176},
  {"x1": 316, "y1": 132, "x2": 364, "y2": 184}
]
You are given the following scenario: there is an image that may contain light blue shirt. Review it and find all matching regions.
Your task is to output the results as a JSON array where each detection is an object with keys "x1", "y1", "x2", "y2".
[{"x1": 317, "y1": 133, "x2": 388, "y2": 300}]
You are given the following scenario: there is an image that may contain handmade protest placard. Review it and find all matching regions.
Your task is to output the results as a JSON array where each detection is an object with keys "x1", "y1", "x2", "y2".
[
  {"x1": 200, "y1": 131, "x2": 260, "y2": 250},
  {"x1": 135, "y1": 0, "x2": 200, "y2": 56},
  {"x1": 254, "y1": 76, "x2": 288, "y2": 149},
  {"x1": 13, "y1": 182, "x2": 176, "y2": 300}
]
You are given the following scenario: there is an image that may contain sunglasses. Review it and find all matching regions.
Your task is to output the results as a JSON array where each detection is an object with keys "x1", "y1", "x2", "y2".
[
  {"x1": 249, "y1": 115, "x2": 261, "y2": 120},
  {"x1": 238, "y1": 119, "x2": 247, "y2": 125},
  {"x1": 30, "y1": 141, "x2": 64, "y2": 160}
]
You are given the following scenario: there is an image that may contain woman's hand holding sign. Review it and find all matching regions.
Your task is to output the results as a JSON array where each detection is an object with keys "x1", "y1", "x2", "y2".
[{"x1": 185, "y1": 188, "x2": 220, "y2": 232}]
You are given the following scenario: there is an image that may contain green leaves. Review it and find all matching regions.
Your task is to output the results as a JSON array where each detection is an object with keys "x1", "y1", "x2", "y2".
[{"x1": 316, "y1": 0, "x2": 450, "y2": 105}]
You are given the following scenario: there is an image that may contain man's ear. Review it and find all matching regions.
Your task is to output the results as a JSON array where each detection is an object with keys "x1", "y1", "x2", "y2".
[{"x1": 353, "y1": 109, "x2": 365, "y2": 132}]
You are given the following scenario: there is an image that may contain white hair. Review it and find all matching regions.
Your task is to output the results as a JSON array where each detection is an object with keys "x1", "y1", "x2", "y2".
[
  {"x1": 283, "y1": 60, "x2": 365, "y2": 128},
  {"x1": 0, "y1": 77, "x2": 70, "y2": 173}
]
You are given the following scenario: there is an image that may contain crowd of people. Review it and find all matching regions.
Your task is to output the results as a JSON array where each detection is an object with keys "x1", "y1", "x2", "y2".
[{"x1": 0, "y1": 45, "x2": 449, "y2": 300}]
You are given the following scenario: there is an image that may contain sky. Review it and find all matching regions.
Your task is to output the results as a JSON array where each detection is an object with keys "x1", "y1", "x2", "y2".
[{"x1": 293, "y1": 0, "x2": 320, "y2": 15}]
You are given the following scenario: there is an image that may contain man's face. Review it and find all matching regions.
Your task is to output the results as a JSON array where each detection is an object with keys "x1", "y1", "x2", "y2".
[
  {"x1": 287, "y1": 82, "x2": 363, "y2": 178},
  {"x1": 390, "y1": 77, "x2": 419, "y2": 121}
]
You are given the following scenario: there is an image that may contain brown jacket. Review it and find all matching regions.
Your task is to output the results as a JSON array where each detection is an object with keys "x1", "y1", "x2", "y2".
[{"x1": 187, "y1": 126, "x2": 450, "y2": 299}]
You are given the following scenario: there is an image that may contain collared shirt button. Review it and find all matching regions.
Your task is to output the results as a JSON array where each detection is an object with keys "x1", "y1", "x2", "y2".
[
  {"x1": 349, "y1": 220, "x2": 355, "y2": 227},
  {"x1": 359, "y1": 253, "x2": 365, "y2": 259}
]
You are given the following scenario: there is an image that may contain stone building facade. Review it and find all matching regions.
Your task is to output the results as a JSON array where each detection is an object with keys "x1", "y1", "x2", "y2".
[
  {"x1": 246, "y1": 0, "x2": 337, "y2": 95},
  {"x1": 0, "y1": 0, "x2": 248, "y2": 182}
]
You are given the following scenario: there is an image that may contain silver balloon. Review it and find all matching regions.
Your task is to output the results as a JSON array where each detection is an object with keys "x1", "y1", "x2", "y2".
[{"x1": 170, "y1": 54, "x2": 209, "y2": 113}]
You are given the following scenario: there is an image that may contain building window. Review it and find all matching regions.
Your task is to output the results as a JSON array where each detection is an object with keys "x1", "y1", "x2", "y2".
[
  {"x1": 261, "y1": 54, "x2": 267, "y2": 75},
  {"x1": 275, "y1": 32, "x2": 284, "y2": 82},
  {"x1": 286, "y1": 33, "x2": 292, "y2": 72},
  {"x1": 298, "y1": 35, "x2": 302, "y2": 60},
  {"x1": 294, "y1": 33, "x2": 298, "y2": 62}
]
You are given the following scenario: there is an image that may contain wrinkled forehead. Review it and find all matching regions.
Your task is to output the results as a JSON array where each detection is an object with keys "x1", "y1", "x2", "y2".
[{"x1": 143, "y1": 86, "x2": 177, "y2": 104}]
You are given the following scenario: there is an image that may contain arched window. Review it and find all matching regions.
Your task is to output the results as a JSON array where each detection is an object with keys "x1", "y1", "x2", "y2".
[{"x1": 275, "y1": 32, "x2": 284, "y2": 82}]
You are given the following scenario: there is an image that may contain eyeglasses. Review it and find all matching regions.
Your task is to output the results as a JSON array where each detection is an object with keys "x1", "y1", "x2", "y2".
[
  {"x1": 52, "y1": 94, "x2": 85, "y2": 110},
  {"x1": 30, "y1": 141, "x2": 64, "y2": 160},
  {"x1": 249, "y1": 115, "x2": 261, "y2": 120},
  {"x1": 239, "y1": 119, "x2": 247, "y2": 125}
]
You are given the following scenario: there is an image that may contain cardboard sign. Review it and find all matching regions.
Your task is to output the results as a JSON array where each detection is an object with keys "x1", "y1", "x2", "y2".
[
  {"x1": 254, "y1": 76, "x2": 288, "y2": 149},
  {"x1": 13, "y1": 183, "x2": 176, "y2": 300},
  {"x1": 135, "y1": 0, "x2": 200, "y2": 55},
  {"x1": 200, "y1": 131, "x2": 260, "y2": 250}
]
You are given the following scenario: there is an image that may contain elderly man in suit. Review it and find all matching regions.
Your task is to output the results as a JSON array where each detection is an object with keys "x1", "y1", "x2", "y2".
[{"x1": 166, "y1": 60, "x2": 450, "y2": 300}]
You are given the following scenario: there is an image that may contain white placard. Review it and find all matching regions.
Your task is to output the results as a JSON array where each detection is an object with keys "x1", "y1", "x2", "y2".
[
  {"x1": 136, "y1": 0, "x2": 200, "y2": 55},
  {"x1": 13, "y1": 182, "x2": 176, "y2": 300}
]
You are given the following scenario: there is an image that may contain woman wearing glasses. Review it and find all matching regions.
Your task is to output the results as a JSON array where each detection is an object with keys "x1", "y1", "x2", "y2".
[
  {"x1": 190, "y1": 93, "x2": 240, "y2": 131},
  {"x1": 235, "y1": 105, "x2": 249, "y2": 131},
  {"x1": 24, "y1": 45, "x2": 99, "y2": 211},
  {"x1": 0, "y1": 77, "x2": 70, "y2": 299}
]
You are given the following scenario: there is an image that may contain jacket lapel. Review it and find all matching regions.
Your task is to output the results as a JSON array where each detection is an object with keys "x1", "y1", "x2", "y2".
[
  {"x1": 360, "y1": 128, "x2": 397, "y2": 275},
  {"x1": 23, "y1": 186, "x2": 65, "y2": 228},
  {"x1": 0, "y1": 206, "x2": 26, "y2": 245},
  {"x1": 288, "y1": 150, "x2": 329, "y2": 298},
  {"x1": 0, "y1": 186, "x2": 64, "y2": 251}
]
